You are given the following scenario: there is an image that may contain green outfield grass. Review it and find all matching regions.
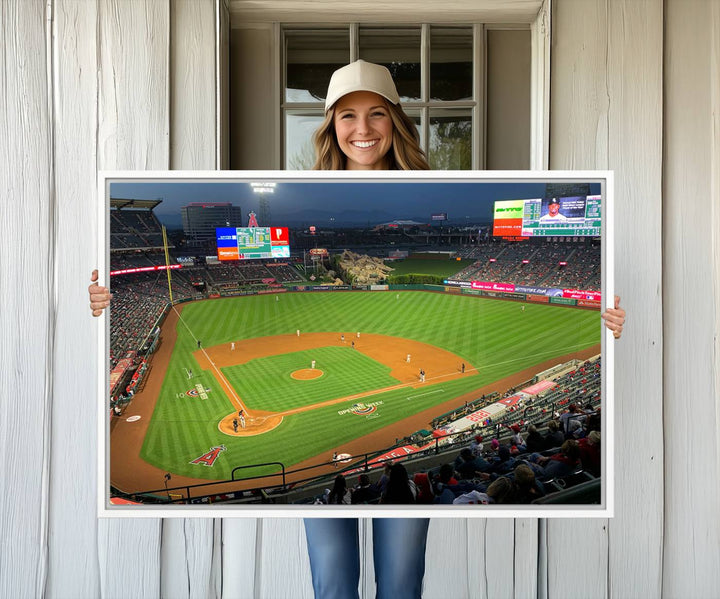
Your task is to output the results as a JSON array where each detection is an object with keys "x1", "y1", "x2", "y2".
[
  {"x1": 385, "y1": 257, "x2": 474, "y2": 278},
  {"x1": 139, "y1": 290, "x2": 600, "y2": 481}
]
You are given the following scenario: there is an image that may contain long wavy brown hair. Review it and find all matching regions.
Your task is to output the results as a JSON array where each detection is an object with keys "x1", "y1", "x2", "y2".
[{"x1": 312, "y1": 99, "x2": 430, "y2": 171}]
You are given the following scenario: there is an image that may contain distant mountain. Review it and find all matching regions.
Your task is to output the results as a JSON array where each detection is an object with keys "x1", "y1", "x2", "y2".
[
  {"x1": 273, "y1": 210, "x2": 492, "y2": 229},
  {"x1": 273, "y1": 208, "x2": 402, "y2": 227}
]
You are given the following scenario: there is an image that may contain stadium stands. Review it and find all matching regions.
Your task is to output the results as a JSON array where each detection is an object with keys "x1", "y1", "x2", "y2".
[{"x1": 452, "y1": 240, "x2": 600, "y2": 291}]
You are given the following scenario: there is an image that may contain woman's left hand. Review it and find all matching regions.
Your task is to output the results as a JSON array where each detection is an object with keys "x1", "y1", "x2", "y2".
[{"x1": 601, "y1": 295, "x2": 625, "y2": 339}]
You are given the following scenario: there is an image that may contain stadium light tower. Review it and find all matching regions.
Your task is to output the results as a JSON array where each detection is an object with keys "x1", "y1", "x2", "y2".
[{"x1": 251, "y1": 181, "x2": 275, "y2": 226}]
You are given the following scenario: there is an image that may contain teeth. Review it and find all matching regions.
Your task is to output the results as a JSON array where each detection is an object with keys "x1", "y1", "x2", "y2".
[{"x1": 352, "y1": 140, "x2": 378, "y2": 148}]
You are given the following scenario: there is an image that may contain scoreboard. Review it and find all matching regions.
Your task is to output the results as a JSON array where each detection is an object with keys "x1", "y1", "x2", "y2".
[
  {"x1": 216, "y1": 226, "x2": 290, "y2": 261},
  {"x1": 493, "y1": 195, "x2": 601, "y2": 238}
]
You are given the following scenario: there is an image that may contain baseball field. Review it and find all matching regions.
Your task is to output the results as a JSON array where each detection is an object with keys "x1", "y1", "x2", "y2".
[{"x1": 122, "y1": 289, "x2": 600, "y2": 486}]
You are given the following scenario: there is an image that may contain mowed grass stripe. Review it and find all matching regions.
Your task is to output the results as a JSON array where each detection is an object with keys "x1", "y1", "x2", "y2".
[{"x1": 139, "y1": 292, "x2": 600, "y2": 480}]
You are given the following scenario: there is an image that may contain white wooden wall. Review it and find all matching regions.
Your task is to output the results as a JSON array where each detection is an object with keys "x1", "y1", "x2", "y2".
[
  {"x1": 549, "y1": 1, "x2": 664, "y2": 596},
  {"x1": 1, "y1": 1, "x2": 718, "y2": 597}
]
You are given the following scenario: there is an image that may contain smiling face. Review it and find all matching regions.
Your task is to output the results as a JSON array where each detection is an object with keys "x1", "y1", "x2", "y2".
[
  {"x1": 333, "y1": 91, "x2": 394, "y2": 170},
  {"x1": 548, "y1": 201, "x2": 560, "y2": 216}
]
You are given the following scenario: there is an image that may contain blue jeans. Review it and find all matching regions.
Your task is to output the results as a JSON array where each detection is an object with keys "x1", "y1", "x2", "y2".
[{"x1": 304, "y1": 518, "x2": 430, "y2": 599}]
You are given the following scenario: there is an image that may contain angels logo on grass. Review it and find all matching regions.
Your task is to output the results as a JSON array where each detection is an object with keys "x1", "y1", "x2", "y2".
[{"x1": 190, "y1": 445, "x2": 226, "y2": 467}]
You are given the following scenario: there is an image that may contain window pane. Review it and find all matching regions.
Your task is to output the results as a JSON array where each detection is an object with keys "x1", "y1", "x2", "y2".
[
  {"x1": 359, "y1": 28, "x2": 421, "y2": 102},
  {"x1": 428, "y1": 109, "x2": 472, "y2": 170},
  {"x1": 402, "y1": 109, "x2": 423, "y2": 149},
  {"x1": 430, "y1": 27, "x2": 473, "y2": 101},
  {"x1": 285, "y1": 112, "x2": 324, "y2": 169},
  {"x1": 286, "y1": 30, "x2": 349, "y2": 103}
]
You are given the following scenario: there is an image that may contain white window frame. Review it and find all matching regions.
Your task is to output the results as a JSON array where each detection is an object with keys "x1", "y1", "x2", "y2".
[{"x1": 232, "y1": 1, "x2": 551, "y2": 170}]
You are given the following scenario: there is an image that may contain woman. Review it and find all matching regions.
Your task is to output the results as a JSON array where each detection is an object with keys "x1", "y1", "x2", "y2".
[
  {"x1": 88, "y1": 60, "x2": 626, "y2": 599},
  {"x1": 328, "y1": 474, "x2": 352, "y2": 505},
  {"x1": 379, "y1": 463, "x2": 417, "y2": 504},
  {"x1": 301, "y1": 60, "x2": 432, "y2": 599},
  {"x1": 311, "y1": 60, "x2": 428, "y2": 172}
]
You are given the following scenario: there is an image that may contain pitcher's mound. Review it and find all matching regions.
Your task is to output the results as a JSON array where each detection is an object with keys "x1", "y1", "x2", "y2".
[
  {"x1": 291, "y1": 368, "x2": 324, "y2": 380},
  {"x1": 219, "y1": 412, "x2": 283, "y2": 436}
]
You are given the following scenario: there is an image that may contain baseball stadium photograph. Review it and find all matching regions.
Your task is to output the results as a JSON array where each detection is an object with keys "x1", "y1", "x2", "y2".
[{"x1": 105, "y1": 174, "x2": 609, "y2": 512}]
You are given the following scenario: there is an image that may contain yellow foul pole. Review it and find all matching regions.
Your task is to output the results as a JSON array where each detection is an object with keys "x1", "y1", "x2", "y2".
[{"x1": 162, "y1": 225, "x2": 173, "y2": 303}]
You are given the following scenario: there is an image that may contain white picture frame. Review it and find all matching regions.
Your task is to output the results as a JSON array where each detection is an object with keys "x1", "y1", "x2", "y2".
[{"x1": 97, "y1": 170, "x2": 614, "y2": 518}]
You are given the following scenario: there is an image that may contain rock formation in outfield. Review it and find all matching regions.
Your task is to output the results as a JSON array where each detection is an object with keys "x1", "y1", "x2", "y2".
[{"x1": 337, "y1": 250, "x2": 395, "y2": 285}]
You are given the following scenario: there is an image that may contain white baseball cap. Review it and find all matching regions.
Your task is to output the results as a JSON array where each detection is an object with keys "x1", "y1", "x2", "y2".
[{"x1": 324, "y1": 60, "x2": 400, "y2": 112}]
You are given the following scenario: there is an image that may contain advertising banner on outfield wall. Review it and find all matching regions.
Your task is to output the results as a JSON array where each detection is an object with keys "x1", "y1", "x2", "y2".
[
  {"x1": 471, "y1": 281, "x2": 516, "y2": 292},
  {"x1": 446, "y1": 280, "x2": 578, "y2": 300},
  {"x1": 527, "y1": 294, "x2": 550, "y2": 303},
  {"x1": 578, "y1": 299, "x2": 602, "y2": 308},
  {"x1": 562, "y1": 288, "x2": 602, "y2": 301},
  {"x1": 515, "y1": 285, "x2": 555, "y2": 295},
  {"x1": 297, "y1": 285, "x2": 351, "y2": 291},
  {"x1": 550, "y1": 296, "x2": 576, "y2": 305}
]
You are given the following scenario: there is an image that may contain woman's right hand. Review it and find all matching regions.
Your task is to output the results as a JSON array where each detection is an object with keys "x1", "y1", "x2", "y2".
[{"x1": 89, "y1": 269, "x2": 111, "y2": 317}]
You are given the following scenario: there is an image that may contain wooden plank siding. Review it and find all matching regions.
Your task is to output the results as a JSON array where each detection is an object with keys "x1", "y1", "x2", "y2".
[
  {"x1": 1, "y1": 1, "x2": 719, "y2": 597},
  {"x1": 47, "y1": 0, "x2": 102, "y2": 596},
  {"x1": 549, "y1": 2, "x2": 664, "y2": 599},
  {"x1": 663, "y1": 1, "x2": 720, "y2": 597},
  {"x1": 0, "y1": 1, "x2": 53, "y2": 597},
  {"x1": 95, "y1": 0, "x2": 169, "y2": 596}
]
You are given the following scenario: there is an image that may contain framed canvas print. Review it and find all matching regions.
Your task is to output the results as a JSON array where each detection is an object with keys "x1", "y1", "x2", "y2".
[{"x1": 97, "y1": 170, "x2": 614, "y2": 518}]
